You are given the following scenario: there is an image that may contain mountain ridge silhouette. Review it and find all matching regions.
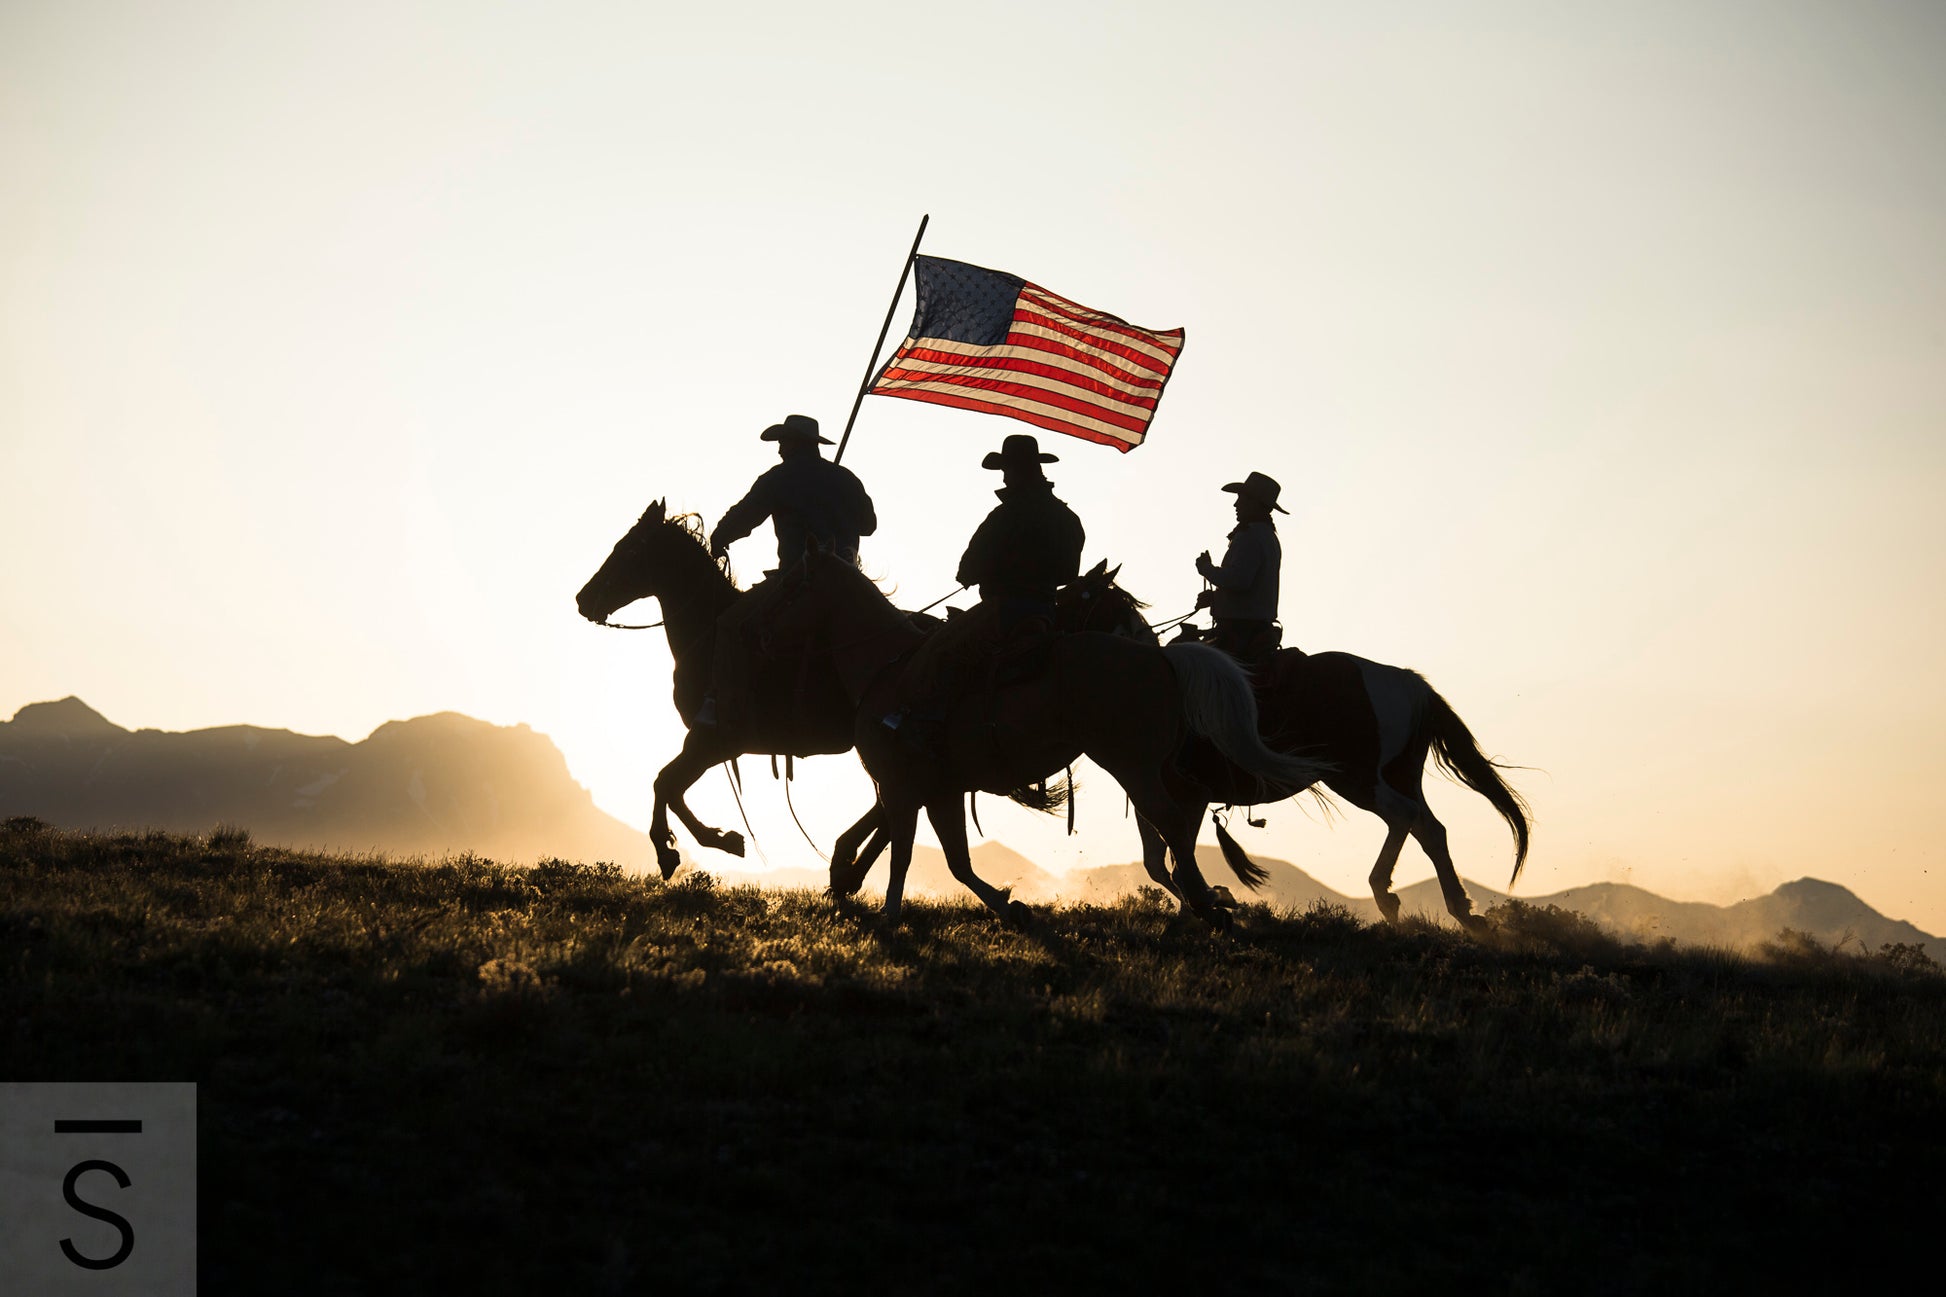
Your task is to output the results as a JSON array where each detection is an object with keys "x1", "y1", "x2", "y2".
[
  {"x1": 5, "y1": 697, "x2": 1937, "y2": 960},
  {"x1": 0, "y1": 696, "x2": 648, "y2": 862}
]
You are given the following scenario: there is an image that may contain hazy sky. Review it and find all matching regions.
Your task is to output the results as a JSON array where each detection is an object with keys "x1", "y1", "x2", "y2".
[{"x1": 5, "y1": 1, "x2": 1944, "y2": 929}]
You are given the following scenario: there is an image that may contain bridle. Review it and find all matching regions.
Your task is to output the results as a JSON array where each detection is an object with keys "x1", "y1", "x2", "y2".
[{"x1": 586, "y1": 518, "x2": 728, "y2": 631}]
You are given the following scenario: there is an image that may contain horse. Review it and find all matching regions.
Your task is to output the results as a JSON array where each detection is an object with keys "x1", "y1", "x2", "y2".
[
  {"x1": 575, "y1": 499, "x2": 887, "y2": 878},
  {"x1": 1057, "y1": 566, "x2": 1532, "y2": 932},
  {"x1": 574, "y1": 500, "x2": 1069, "y2": 879},
  {"x1": 765, "y1": 549, "x2": 1335, "y2": 927},
  {"x1": 824, "y1": 560, "x2": 1131, "y2": 883}
]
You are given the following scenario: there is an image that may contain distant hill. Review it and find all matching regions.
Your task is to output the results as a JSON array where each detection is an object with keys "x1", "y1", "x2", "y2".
[
  {"x1": 0, "y1": 696, "x2": 651, "y2": 863},
  {"x1": 8, "y1": 696, "x2": 1938, "y2": 963},
  {"x1": 727, "y1": 841, "x2": 1941, "y2": 961},
  {"x1": 1062, "y1": 849, "x2": 1945, "y2": 963},
  {"x1": 1065, "y1": 850, "x2": 1352, "y2": 912},
  {"x1": 1492, "y1": 876, "x2": 1946, "y2": 961}
]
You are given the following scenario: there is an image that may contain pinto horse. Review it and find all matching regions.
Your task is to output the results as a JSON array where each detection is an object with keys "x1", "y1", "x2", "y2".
[
  {"x1": 766, "y1": 550, "x2": 1334, "y2": 926},
  {"x1": 1060, "y1": 565, "x2": 1531, "y2": 932}
]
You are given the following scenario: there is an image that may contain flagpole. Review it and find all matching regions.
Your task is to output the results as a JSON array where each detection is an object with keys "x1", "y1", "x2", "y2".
[{"x1": 834, "y1": 213, "x2": 928, "y2": 465}]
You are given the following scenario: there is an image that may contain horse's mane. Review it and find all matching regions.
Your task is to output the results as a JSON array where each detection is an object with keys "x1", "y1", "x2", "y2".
[
  {"x1": 1064, "y1": 562, "x2": 1152, "y2": 614},
  {"x1": 809, "y1": 550, "x2": 928, "y2": 635},
  {"x1": 1058, "y1": 566, "x2": 1152, "y2": 640},
  {"x1": 648, "y1": 508, "x2": 737, "y2": 588}
]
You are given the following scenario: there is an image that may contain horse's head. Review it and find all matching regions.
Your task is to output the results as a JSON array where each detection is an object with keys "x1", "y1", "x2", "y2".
[
  {"x1": 575, "y1": 498, "x2": 732, "y2": 623},
  {"x1": 1058, "y1": 559, "x2": 1156, "y2": 643}
]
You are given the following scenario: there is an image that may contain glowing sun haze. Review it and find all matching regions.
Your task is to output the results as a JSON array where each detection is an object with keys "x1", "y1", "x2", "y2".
[{"x1": 4, "y1": 2, "x2": 1944, "y2": 928}]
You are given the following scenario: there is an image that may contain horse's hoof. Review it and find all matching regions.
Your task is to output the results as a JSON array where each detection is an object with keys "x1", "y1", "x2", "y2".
[
  {"x1": 1004, "y1": 899, "x2": 1034, "y2": 928},
  {"x1": 1458, "y1": 911, "x2": 1490, "y2": 936},
  {"x1": 1204, "y1": 905, "x2": 1235, "y2": 932},
  {"x1": 721, "y1": 831, "x2": 746, "y2": 859},
  {"x1": 656, "y1": 852, "x2": 681, "y2": 882},
  {"x1": 1375, "y1": 893, "x2": 1402, "y2": 924}
]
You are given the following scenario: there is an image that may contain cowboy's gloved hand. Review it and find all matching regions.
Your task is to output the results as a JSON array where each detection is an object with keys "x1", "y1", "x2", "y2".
[
  {"x1": 1195, "y1": 551, "x2": 1217, "y2": 580},
  {"x1": 709, "y1": 535, "x2": 729, "y2": 560},
  {"x1": 1194, "y1": 589, "x2": 1213, "y2": 609}
]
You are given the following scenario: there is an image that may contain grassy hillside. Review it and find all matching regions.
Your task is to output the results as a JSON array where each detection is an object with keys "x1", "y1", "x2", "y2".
[{"x1": 4, "y1": 819, "x2": 1943, "y2": 1293}]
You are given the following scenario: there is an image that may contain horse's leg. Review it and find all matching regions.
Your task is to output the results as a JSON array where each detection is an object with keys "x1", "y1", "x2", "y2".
[
  {"x1": 853, "y1": 828, "x2": 891, "y2": 880},
  {"x1": 829, "y1": 804, "x2": 883, "y2": 895},
  {"x1": 1367, "y1": 820, "x2": 1410, "y2": 924},
  {"x1": 1332, "y1": 771, "x2": 1409, "y2": 925},
  {"x1": 881, "y1": 802, "x2": 920, "y2": 923},
  {"x1": 1349, "y1": 660, "x2": 1489, "y2": 929},
  {"x1": 1113, "y1": 765, "x2": 1227, "y2": 928},
  {"x1": 649, "y1": 796, "x2": 678, "y2": 877},
  {"x1": 1370, "y1": 779, "x2": 1482, "y2": 932},
  {"x1": 653, "y1": 730, "x2": 747, "y2": 876},
  {"x1": 927, "y1": 796, "x2": 1026, "y2": 924},
  {"x1": 1411, "y1": 802, "x2": 1484, "y2": 933},
  {"x1": 1133, "y1": 816, "x2": 1186, "y2": 905}
]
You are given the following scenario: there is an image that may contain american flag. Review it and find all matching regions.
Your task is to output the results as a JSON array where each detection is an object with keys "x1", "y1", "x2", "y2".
[{"x1": 867, "y1": 255, "x2": 1185, "y2": 453}]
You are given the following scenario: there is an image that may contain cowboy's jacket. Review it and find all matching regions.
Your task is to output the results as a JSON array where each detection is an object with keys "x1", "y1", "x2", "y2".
[
  {"x1": 714, "y1": 455, "x2": 877, "y2": 571},
  {"x1": 956, "y1": 482, "x2": 1085, "y2": 605},
  {"x1": 1200, "y1": 520, "x2": 1280, "y2": 622}
]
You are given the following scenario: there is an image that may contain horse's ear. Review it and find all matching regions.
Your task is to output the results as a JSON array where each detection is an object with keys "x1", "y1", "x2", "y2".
[
  {"x1": 1106, "y1": 564, "x2": 1122, "y2": 583},
  {"x1": 648, "y1": 499, "x2": 665, "y2": 522},
  {"x1": 1085, "y1": 559, "x2": 1107, "y2": 579}
]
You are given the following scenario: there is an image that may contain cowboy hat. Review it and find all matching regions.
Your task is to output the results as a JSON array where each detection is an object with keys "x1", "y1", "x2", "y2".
[
  {"x1": 1222, "y1": 470, "x2": 1289, "y2": 513},
  {"x1": 981, "y1": 433, "x2": 1059, "y2": 470},
  {"x1": 761, "y1": 414, "x2": 833, "y2": 445}
]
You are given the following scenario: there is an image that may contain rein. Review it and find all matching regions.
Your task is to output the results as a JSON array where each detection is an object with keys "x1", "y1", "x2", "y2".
[
  {"x1": 721, "y1": 759, "x2": 767, "y2": 867},
  {"x1": 781, "y1": 772, "x2": 829, "y2": 864},
  {"x1": 912, "y1": 584, "x2": 967, "y2": 616},
  {"x1": 596, "y1": 618, "x2": 664, "y2": 630},
  {"x1": 1149, "y1": 609, "x2": 1198, "y2": 633}
]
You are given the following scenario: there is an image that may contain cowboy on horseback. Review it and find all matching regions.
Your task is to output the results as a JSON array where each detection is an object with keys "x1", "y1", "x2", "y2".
[
  {"x1": 956, "y1": 433, "x2": 1086, "y2": 628},
  {"x1": 1192, "y1": 470, "x2": 1286, "y2": 666},
  {"x1": 698, "y1": 413, "x2": 876, "y2": 728},
  {"x1": 887, "y1": 432, "x2": 1085, "y2": 748}
]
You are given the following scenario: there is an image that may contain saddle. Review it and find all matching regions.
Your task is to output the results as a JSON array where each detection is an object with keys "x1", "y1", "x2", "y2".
[{"x1": 1171, "y1": 621, "x2": 1294, "y2": 670}]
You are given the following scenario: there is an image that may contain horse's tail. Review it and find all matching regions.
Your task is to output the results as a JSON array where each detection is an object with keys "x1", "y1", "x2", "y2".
[
  {"x1": 1164, "y1": 642, "x2": 1333, "y2": 794},
  {"x1": 1423, "y1": 684, "x2": 1532, "y2": 887},
  {"x1": 1210, "y1": 812, "x2": 1271, "y2": 890},
  {"x1": 1006, "y1": 773, "x2": 1071, "y2": 816}
]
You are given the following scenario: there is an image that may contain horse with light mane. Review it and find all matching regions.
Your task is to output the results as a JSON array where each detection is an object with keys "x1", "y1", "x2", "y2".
[
  {"x1": 765, "y1": 548, "x2": 1334, "y2": 926},
  {"x1": 1056, "y1": 564, "x2": 1532, "y2": 932}
]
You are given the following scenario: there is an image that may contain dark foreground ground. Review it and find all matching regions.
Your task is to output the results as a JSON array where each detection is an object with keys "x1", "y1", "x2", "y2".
[{"x1": 4, "y1": 821, "x2": 1943, "y2": 1293}]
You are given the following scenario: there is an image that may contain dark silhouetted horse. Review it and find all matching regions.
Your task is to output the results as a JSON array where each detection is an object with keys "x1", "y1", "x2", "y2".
[
  {"x1": 575, "y1": 500, "x2": 881, "y2": 877},
  {"x1": 765, "y1": 550, "x2": 1333, "y2": 926},
  {"x1": 575, "y1": 501, "x2": 1066, "y2": 878}
]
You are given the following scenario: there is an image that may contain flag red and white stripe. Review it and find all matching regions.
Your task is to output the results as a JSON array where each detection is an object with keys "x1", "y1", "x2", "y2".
[{"x1": 867, "y1": 256, "x2": 1185, "y2": 453}]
